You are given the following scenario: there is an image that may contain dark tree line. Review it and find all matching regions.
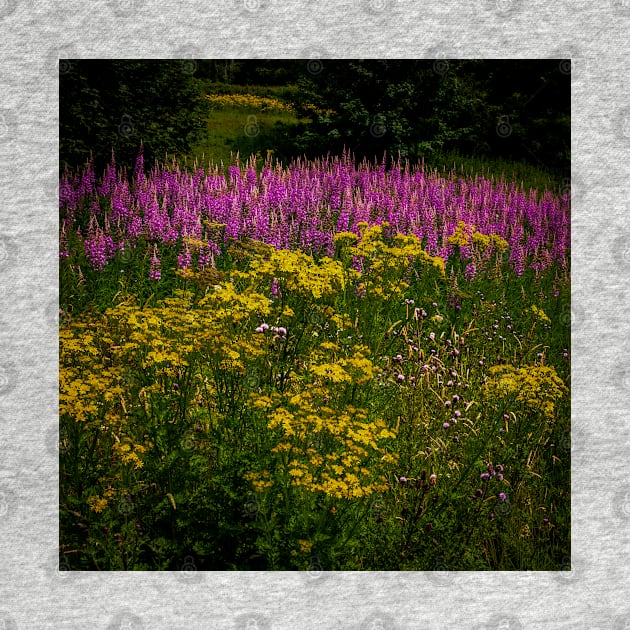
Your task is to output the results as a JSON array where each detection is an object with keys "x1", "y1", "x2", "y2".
[
  {"x1": 60, "y1": 59, "x2": 569, "y2": 176},
  {"x1": 273, "y1": 59, "x2": 569, "y2": 176},
  {"x1": 60, "y1": 60, "x2": 205, "y2": 172}
]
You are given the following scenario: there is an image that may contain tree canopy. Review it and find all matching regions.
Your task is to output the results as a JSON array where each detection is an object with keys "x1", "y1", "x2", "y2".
[
  {"x1": 60, "y1": 59, "x2": 569, "y2": 176},
  {"x1": 60, "y1": 60, "x2": 205, "y2": 172}
]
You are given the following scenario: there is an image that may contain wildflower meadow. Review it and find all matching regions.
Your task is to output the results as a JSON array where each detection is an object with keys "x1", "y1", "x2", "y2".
[{"x1": 59, "y1": 147, "x2": 570, "y2": 571}]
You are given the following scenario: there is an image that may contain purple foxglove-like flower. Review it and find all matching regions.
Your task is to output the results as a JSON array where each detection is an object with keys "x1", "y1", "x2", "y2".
[{"x1": 149, "y1": 245, "x2": 161, "y2": 281}]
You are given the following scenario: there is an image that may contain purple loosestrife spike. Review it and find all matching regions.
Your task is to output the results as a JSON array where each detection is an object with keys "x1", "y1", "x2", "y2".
[
  {"x1": 60, "y1": 152, "x2": 568, "y2": 275},
  {"x1": 149, "y1": 245, "x2": 161, "y2": 281}
]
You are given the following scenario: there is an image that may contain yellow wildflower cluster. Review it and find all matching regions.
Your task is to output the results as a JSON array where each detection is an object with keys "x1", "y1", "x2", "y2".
[
  {"x1": 247, "y1": 340, "x2": 398, "y2": 499},
  {"x1": 483, "y1": 364, "x2": 568, "y2": 419},
  {"x1": 298, "y1": 102, "x2": 337, "y2": 118},
  {"x1": 531, "y1": 304, "x2": 551, "y2": 324},
  {"x1": 448, "y1": 221, "x2": 508, "y2": 253},
  {"x1": 204, "y1": 93, "x2": 336, "y2": 117},
  {"x1": 343, "y1": 223, "x2": 445, "y2": 299},
  {"x1": 86, "y1": 487, "x2": 116, "y2": 513},
  {"x1": 490, "y1": 233, "x2": 509, "y2": 252},
  {"x1": 334, "y1": 231, "x2": 360, "y2": 246},
  {"x1": 309, "y1": 345, "x2": 376, "y2": 385},
  {"x1": 297, "y1": 539, "x2": 313, "y2": 554},
  {"x1": 235, "y1": 248, "x2": 346, "y2": 300},
  {"x1": 244, "y1": 470, "x2": 274, "y2": 492},
  {"x1": 99, "y1": 285, "x2": 270, "y2": 379},
  {"x1": 60, "y1": 324, "x2": 125, "y2": 423},
  {"x1": 205, "y1": 93, "x2": 295, "y2": 112},
  {"x1": 113, "y1": 438, "x2": 146, "y2": 470}
]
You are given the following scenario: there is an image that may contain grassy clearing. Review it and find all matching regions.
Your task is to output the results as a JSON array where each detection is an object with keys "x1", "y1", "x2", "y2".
[
  {"x1": 180, "y1": 83, "x2": 566, "y2": 193},
  {"x1": 175, "y1": 83, "x2": 304, "y2": 169}
]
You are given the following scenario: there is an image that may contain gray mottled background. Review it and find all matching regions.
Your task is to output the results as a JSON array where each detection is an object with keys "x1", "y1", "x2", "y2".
[{"x1": 0, "y1": 1, "x2": 628, "y2": 628}]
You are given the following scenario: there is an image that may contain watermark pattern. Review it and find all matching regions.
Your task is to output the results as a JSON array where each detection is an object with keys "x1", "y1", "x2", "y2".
[
  {"x1": 243, "y1": 491, "x2": 259, "y2": 518},
  {"x1": 615, "y1": 360, "x2": 630, "y2": 394},
  {"x1": 360, "y1": 610, "x2": 400, "y2": 630},
  {"x1": 106, "y1": 611, "x2": 144, "y2": 630},
  {"x1": 244, "y1": 115, "x2": 260, "y2": 138},
  {"x1": 58, "y1": 58, "x2": 74, "y2": 75},
  {"x1": 44, "y1": 44, "x2": 79, "y2": 77},
  {"x1": 243, "y1": 370, "x2": 261, "y2": 391},
  {"x1": 308, "y1": 310, "x2": 324, "y2": 326},
  {"x1": 233, "y1": 613, "x2": 271, "y2": 630},
  {"x1": 363, "y1": 0, "x2": 388, "y2": 13},
  {"x1": 612, "y1": 612, "x2": 630, "y2": 629},
  {"x1": 492, "y1": 0, "x2": 522, "y2": 16},
  {"x1": 0, "y1": 109, "x2": 17, "y2": 144},
  {"x1": 300, "y1": 48, "x2": 330, "y2": 76},
  {"x1": 45, "y1": 296, "x2": 70, "y2": 331},
  {"x1": 478, "y1": 614, "x2": 524, "y2": 630},
  {"x1": 559, "y1": 172, "x2": 584, "y2": 202},
  {"x1": 562, "y1": 421, "x2": 587, "y2": 468},
  {"x1": 495, "y1": 495, "x2": 512, "y2": 518},
  {"x1": 235, "y1": 0, "x2": 272, "y2": 15},
  {"x1": 174, "y1": 554, "x2": 204, "y2": 583},
  {"x1": 559, "y1": 296, "x2": 585, "y2": 330},
  {"x1": 180, "y1": 58, "x2": 198, "y2": 75},
  {"x1": 43, "y1": 171, "x2": 61, "y2": 208},
  {"x1": 611, "y1": 234, "x2": 630, "y2": 273},
  {"x1": 297, "y1": 553, "x2": 330, "y2": 584},
  {"x1": 107, "y1": 0, "x2": 146, "y2": 17},
  {"x1": 0, "y1": 0, "x2": 17, "y2": 19},
  {"x1": 548, "y1": 47, "x2": 585, "y2": 80},
  {"x1": 423, "y1": 45, "x2": 466, "y2": 75},
  {"x1": 611, "y1": 485, "x2": 630, "y2": 521},
  {"x1": 43, "y1": 549, "x2": 80, "y2": 582},
  {"x1": 118, "y1": 114, "x2": 134, "y2": 139},
  {"x1": 370, "y1": 114, "x2": 387, "y2": 139},
  {"x1": 0, "y1": 234, "x2": 18, "y2": 275},
  {"x1": 306, "y1": 57, "x2": 323, "y2": 75},
  {"x1": 424, "y1": 556, "x2": 458, "y2": 586},
  {"x1": 0, "y1": 612, "x2": 18, "y2": 630},
  {"x1": 0, "y1": 361, "x2": 17, "y2": 398},
  {"x1": 610, "y1": 0, "x2": 630, "y2": 14},
  {"x1": 46, "y1": 422, "x2": 70, "y2": 459},
  {"x1": 496, "y1": 115, "x2": 512, "y2": 138},
  {"x1": 118, "y1": 493, "x2": 135, "y2": 516},
  {"x1": 558, "y1": 427, "x2": 572, "y2": 456},
  {"x1": 180, "y1": 429, "x2": 197, "y2": 452},
  {"x1": 615, "y1": 106, "x2": 630, "y2": 142},
  {"x1": 173, "y1": 45, "x2": 204, "y2": 75},
  {"x1": 432, "y1": 56, "x2": 450, "y2": 75},
  {"x1": 0, "y1": 484, "x2": 17, "y2": 522},
  {"x1": 552, "y1": 554, "x2": 582, "y2": 584}
]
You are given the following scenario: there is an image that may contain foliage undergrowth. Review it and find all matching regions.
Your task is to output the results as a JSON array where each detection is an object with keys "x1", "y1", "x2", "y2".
[{"x1": 60, "y1": 198, "x2": 570, "y2": 570}]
